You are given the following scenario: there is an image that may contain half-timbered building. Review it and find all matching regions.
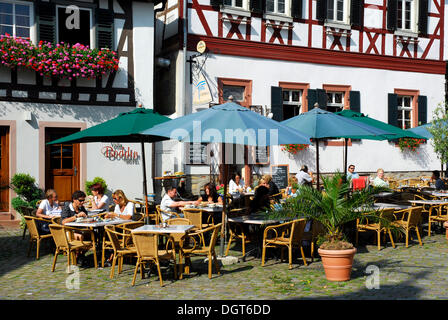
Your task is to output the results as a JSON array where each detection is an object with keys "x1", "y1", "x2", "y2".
[
  {"x1": 154, "y1": 0, "x2": 447, "y2": 187},
  {"x1": 0, "y1": 0, "x2": 159, "y2": 226}
]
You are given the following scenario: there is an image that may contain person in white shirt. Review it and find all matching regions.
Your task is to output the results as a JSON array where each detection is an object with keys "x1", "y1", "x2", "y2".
[
  {"x1": 160, "y1": 187, "x2": 195, "y2": 221},
  {"x1": 296, "y1": 165, "x2": 313, "y2": 186},
  {"x1": 105, "y1": 190, "x2": 134, "y2": 220},
  {"x1": 372, "y1": 168, "x2": 389, "y2": 188},
  {"x1": 89, "y1": 183, "x2": 109, "y2": 210},
  {"x1": 36, "y1": 189, "x2": 61, "y2": 219},
  {"x1": 229, "y1": 174, "x2": 245, "y2": 195}
]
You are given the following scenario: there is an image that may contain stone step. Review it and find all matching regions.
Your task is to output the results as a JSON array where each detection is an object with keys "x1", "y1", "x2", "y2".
[
  {"x1": 0, "y1": 212, "x2": 14, "y2": 220},
  {"x1": 0, "y1": 220, "x2": 20, "y2": 228}
]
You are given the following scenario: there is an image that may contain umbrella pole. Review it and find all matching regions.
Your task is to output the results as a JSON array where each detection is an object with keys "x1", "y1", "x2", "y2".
[
  {"x1": 316, "y1": 139, "x2": 320, "y2": 190},
  {"x1": 141, "y1": 140, "x2": 150, "y2": 225},
  {"x1": 344, "y1": 138, "x2": 348, "y2": 177},
  {"x1": 220, "y1": 143, "x2": 227, "y2": 257}
]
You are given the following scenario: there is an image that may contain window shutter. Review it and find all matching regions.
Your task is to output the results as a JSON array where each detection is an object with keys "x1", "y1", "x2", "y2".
[
  {"x1": 316, "y1": 0, "x2": 327, "y2": 22},
  {"x1": 307, "y1": 89, "x2": 318, "y2": 108},
  {"x1": 388, "y1": 93, "x2": 398, "y2": 127},
  {"x1": 250, "y1": 0, "x2": 265, "y2": 14},
  {"x1": 418, "y1": 95, "x2": 427, "y2": 125},
  {"x1": 350, "y1": 0, "x2": 364, "y2": 27},
  {"x1": 349, "y1": 91, "x2": 361, "y2": 113},
  {"x1": 36, "y1": 1, "x2": 56, "y2": 43},
  {"x1": 386, "y1": 0, "x2": 397, "y2": 31},
  {"x1": 211, "y1": 0, "x2": 223, "y2": 7},
  {"x1": 317, "y1": 89, "x2": 327, "y2": 110},
  {"x1": 96, "y1": 9, "x2": 115, "y2": 49},
  {"x1": 271, "y1": 86, "x2": 283, "y2": 121},
  {"x1": 291, "y1": 0, "x2": 303, "y2": 19},
  {"x1": 418, "y1": 0, "x2": 428, "y2": 35}
]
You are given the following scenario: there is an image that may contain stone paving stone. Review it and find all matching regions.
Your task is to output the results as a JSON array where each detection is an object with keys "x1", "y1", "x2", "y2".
[{"x1": 1, "y1": 227, "x2": 448, "y2": 299}]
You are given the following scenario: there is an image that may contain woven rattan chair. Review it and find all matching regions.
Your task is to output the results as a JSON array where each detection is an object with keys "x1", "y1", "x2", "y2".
[
  {"x1": 392, "y1": 206, "x2": 423, "y2": 248},
  {"x1": 156, "y1": 205, "x2": 180, "y2": 223},
  {"x1": 49, "y1": 224, "x2": 98, "y2": 271},
  {"x1": 23, "y1": 216, "x2": 53, "y2": 259},
  {"x1": 166, "y1": 218, "x2": 193, "y2": 245},
  {"x1": 20, "y1": 206, "x2": 37, "y2": 240},
  {"x1": 428, "y1": 203, "x2": 448, "y2": 236},
  {"x1": 225, "y1": 208, "x2": 250, "y2": 256},
  {"x1": 178, "y1": 223, "x2": 222, "y2": 279},
  {"x1": 131, "y1": 231, "x2": 177, "y2": 287},
  {"x1": 261, "y1": 219, "x2": 308, "y2": 269},
  {"x1": 105, "y1": 225, "x2": 138, "y2": 279},
  {"x1": 355, "y1": 208, "x2": 396, "y2": 250}
]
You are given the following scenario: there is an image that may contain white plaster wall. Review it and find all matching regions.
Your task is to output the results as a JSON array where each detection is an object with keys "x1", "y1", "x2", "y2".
[
  {"x1": 133, "y1": 1, "x2": 155, "y2": 108},
  {"x1": 161, "y1": 52, "x2": 444, "y2": 176},
  {"x1": 0, "y1": 102, "x2": 155, "y2": 200}
]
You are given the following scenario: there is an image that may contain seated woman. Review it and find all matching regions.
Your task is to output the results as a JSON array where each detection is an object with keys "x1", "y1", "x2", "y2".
[
  {"x1": 36, "y1": 189, "x2": 61, "y2": 234},
  {"x1": 229, "y1": 173, "x2": 244, "y2": 195},
  {"x1": 61, "y1": 190, "x2": 89, "y2": 241},
  {"x1": 372, "y1": 168, "x2": 389, "y2": 188},
  {"x1": 195, "y1": 182, "x2": 223, "y2": 205},
  {"x1": 105, "y1": 190, "x2": 134, "y2": 220},
  {"x1": 285, "y1": 176, "x2": 299, "y2": 197},
  {"x1": 247, "y1": 184, "x2": 270, "y2": 215},
  {"x1": 263, "y1": 174, "x2": 280, "y2": 200},
  {"x1": 90, "y1": 183, "x2": 109, "y2": 211}
]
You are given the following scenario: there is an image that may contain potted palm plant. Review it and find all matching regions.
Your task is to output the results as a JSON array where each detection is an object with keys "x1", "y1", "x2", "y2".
[{"x1": 267, "y1": 172, "x2": 391, "y2": 281}]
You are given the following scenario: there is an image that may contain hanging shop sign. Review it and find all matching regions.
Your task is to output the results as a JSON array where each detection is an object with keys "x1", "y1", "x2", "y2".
[{"x1": 101, "y1": 143, "x2": 139, "y2": 164}]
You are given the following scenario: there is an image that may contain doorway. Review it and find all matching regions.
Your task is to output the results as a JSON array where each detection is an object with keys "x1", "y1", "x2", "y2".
[
  {"x1": 45, "y1": 128, "x2": 80, "y2": 202},
  {"x1": 0, "y1": 126, "x2": 9, "y2": 212}
]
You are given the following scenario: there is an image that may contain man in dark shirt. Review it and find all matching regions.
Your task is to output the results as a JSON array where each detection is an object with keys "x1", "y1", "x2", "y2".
[{"x1": 432, "y1": 170, "x2": 446, "y2": 190}]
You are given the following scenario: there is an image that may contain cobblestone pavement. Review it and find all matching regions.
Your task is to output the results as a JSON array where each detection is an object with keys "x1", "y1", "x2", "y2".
[{"x1": 1, "y1": 226, "x2": 448, "y2": 300}]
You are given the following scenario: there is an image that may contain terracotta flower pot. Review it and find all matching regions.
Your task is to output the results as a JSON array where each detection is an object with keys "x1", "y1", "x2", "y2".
[{"x1": 318, "y1": 248, "x2": 357, "y2": 282}]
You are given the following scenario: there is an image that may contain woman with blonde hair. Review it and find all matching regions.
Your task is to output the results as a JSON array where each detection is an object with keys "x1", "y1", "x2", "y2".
[
  {"x1": 262, "y1": 174, "x2": 280, "y2": 199},
  {"x1": 105, "y1": 189, "x2": 133, "y2": 220},
  {"x1": 372, "y1": 168, "x2": 389, "y2": 188}
]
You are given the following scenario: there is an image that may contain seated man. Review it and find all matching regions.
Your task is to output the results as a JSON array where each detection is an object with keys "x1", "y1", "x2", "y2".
[
  {"x1": 160, "y1": 186, "x2": 196, "y2": 221},
  {"x1": 432, "y1": 170, "x2": 446, "y2": 190},
  {"x1": 347, "y1": 164, "x2": 360, "y2": 180}
]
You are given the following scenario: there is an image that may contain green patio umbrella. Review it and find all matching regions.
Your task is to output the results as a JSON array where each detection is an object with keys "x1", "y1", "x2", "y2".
[
  {"x1": 47, "y1": 108, "x2": 172, "y2": 223},
  {"x1": 337, "y1": 109, "x2": 427, "y2": 176},
  {"x1": 282, "y1": 107, "x2": 394, "y2": 189},
  {"x1": 406, "y1": 123, "x2": 433, "y2": 139},
  {"x1": 141, "y1": 102, "x2": 312, "y2": 256}
]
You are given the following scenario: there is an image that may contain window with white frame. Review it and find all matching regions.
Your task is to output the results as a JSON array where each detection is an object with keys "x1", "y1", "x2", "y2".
[
  {"x1": 0, "y1": 1, "x2": 32, "y2": 38},
  {"x1": 266, "y1": 0, "x2": 290, "y2": 15},
  {"x1": 326, "y1": 0, "x2": 348, "y2": 23},
  {"x1": 397, "y1": 0, "x2": 416, "y2": 31},
  {"x1": 397, "y1": 95, "x2": 412, "y2": 129},
  {"x1": 282, "y1": 89, "x2": 302, "y2": 120},
  {"x1": 326, "y1": 91, "x2": 344, "y2": 113},
  {"x1": 223, "y1": 0, "x2": 247, "y2": 9}
]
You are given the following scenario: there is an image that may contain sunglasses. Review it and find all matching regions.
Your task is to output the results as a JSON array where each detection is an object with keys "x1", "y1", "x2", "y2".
[
  {"x1": 77, "y1": 198, "x2": 85, "y2": 202},
  {"x1": 113, "y1": 198, "x2": 119, "y2": 201}
]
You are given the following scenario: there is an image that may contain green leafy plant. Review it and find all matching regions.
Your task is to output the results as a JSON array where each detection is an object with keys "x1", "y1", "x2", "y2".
[
  {"x1": 10, "y1": 173, "x2": 42, "y2": 202},
  {"x1": 85, "y1": 177, "x2": 108, "y2": 196},
  {"x1": 427, "y1": 103, "x2": 448, "y2": 172},
  {"x1": 266, "y1": 172, "x2": 393, "y2": 250}
]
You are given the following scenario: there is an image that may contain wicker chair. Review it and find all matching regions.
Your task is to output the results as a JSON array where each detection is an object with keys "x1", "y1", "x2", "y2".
[
  {"x1": 355, "y1": 208, "x2": 396, "y2": 250},
  {"x1": 428, "y1": 204, "x2": 448, "y2": 236},
  {"x1": 156, "y1": 205, "x2": 180, "y2": 223},
  {"x1": 392, "y1": 206, "x2": 423, "y2": 247},
  {"x1": 20, "y1": 206, "x2": 37, "y2": 240},
  {"x1": 225, "y1": 208, "x2": 250, "y2": 256},
  {"x1": 49, "y1": 224, "x2": 98, "y2": 271},
  {"x1": 104, "y1": 225, "x2": 138, "y2": 279},
  {"x1": 23, "y1": 216, "x2": 53, "y2": 259},
  {"x1": 178, "y1": 223, "x2": 222, "y2": 279},
  {"x1": 261, "y1": 219, "x2": 308, "y2": 269},
  {"x1": 131, "y1": 231, "x2": 177, "y2": 287}
]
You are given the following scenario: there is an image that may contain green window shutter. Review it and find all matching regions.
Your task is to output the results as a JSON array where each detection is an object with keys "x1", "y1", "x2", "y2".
[
  {"x1": 418, "y1": 95, "x2": 427, "y2": 125},
  {"x1": 388, "y1": 93, "x2": 398, "y2": 127},
  {"x1": 386, "y1": 0, "x2": 397, "y2": 31},
  {"x1": 350, "y1": 0, "x2": 364, "y2": 27},
  {"x1": 211, "y1": 0, "x2": 223, "y2": 7},
  {"x1": 418, "y1": 0, "x2": 428, "y2": 35},
  {"x1": 349, "y1": 91, "x2": 361, "y2": 113},
  {"x1": 317, "y1": 89, "x2": 327, "y2": 110},
  {"x1": 96, "y1": 8, "x2": 115, "y2": 49},
  {"x1": 250, "y1": 0, "x2": 265, "y2": 14},
  {"x1": 316, "y1": 0, "x2": 327, "y2": 22},
  {"x1": 291, "y1": 0, "x2": 303, "y2": 19},
  {"x1": 271, "y1": 86, "x2": 283, "y2": 121},
  {"x1": 307, "y1": 89, "x2": 317, "y2": 108},
  {"x1": 36, "y1": 1, "x2": 56, "y2": 43}
]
